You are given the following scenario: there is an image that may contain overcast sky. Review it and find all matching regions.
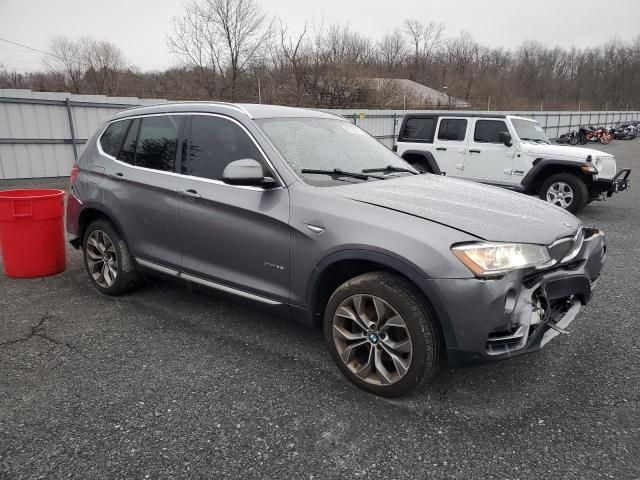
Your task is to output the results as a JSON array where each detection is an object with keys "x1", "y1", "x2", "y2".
[{"x1": 1, "y1": 0, "x2": 639, "y2": 72}]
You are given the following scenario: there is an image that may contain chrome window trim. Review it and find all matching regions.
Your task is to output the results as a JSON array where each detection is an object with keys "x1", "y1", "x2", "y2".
[
  {"x1": 135, "y1": 257, "x2": 282, "y2": 306},
  {"x1": 96, "y1": 112, "x2": 284, "y2": 191}
]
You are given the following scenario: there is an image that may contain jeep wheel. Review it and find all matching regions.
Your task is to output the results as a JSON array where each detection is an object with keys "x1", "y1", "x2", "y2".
[
  {"x1": 539, "y1": 173, "x2": 588, "y2": 214},
  {"x1": 83, "y1": 219, "x2": 140, "y2": 295},
  {"x1": 323, "y1": 271, "x2": 440, "y2": 397}
]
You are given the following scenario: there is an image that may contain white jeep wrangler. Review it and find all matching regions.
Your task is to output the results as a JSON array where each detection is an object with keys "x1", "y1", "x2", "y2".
[{"x1": 394, "y1": 113, "x2": 630, "y2": 213}]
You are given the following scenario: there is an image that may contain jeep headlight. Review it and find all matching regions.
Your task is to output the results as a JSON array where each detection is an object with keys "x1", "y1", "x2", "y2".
[{"x1": 451, "y1": 242, "x2": 550, "y2": 278}]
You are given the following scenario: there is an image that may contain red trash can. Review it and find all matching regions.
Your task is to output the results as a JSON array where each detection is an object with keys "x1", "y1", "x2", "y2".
[{"x1": 0, "y1": 189, "x2": 66, "y2": 278}]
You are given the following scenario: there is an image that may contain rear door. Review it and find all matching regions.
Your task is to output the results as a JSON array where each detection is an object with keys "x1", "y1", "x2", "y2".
[
  {"x1": 100, "y1": 114, "x2": 183, "y2": 267},
  {"x1": 465, "y1": 118, "x2": 516, "y2": 184},
  {"x1": 177, "y1": 114, "x2": 291, "y2": 303},
  {"x1": 432, "y1": 117, "x2": 469, "y2": 177}
]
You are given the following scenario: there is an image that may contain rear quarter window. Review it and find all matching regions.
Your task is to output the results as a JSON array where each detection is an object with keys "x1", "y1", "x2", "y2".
[
  {"x1": 99, "y1": 120, "x2": 131, "y2": 157},
  {"x1": 401, "y1": 117, "x2": 436, "y2": 142}
]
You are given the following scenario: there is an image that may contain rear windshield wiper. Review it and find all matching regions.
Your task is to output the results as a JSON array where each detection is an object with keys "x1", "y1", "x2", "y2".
[
  {"x1": 300, "y1": 168, "x2": 382, "y2": 180},
  {"x1": 362, "y1": 165, "x2": 417, "y2": 175}
]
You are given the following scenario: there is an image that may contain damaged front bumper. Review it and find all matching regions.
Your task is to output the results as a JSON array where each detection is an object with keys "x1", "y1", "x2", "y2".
[{"x1": 425, "y1": 227, "x2": 606, "y2": 368}]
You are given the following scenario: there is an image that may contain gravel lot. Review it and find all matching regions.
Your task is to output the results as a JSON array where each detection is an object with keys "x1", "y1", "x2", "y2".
[{"x1": 1, "y1": 140, "x2": 639, "y2": 479}]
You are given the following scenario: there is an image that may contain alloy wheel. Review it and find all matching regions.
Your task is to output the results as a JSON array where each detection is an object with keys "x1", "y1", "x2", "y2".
[
  {"x1": 85, "y1": 230, "x2": 118, "y2": 288},
  {"x1": 332, "y1": 294, "x2": 413, "y2": 386},
  {"x1": 546, "y1": 181, "x2": 574, "y2": 209}
]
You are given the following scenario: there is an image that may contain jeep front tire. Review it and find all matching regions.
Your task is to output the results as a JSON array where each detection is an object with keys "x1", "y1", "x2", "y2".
[{"x1": 539, "y1": 173, "x2": 588, "y2": 214}]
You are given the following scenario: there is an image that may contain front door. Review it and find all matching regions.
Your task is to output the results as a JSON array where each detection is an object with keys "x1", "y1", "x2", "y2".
[
  {"x1": 432, "y1": 117, "x2": 469, "y2": 177},
  {"x1": 177, "y1": 114, "x2": 291, "y2": 303},
  {"x1": 464, "y1": 119, "x2": 515, "y2": 185}
]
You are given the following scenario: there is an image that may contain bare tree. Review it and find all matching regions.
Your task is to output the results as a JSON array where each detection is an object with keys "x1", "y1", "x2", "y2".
[
  {"x1": 404, "y1": 20, "x2": 444, "y2": 67},
  {"x1": 377, "y1": 29, "x2": 407, "y2": 73},
  {"x1": 203, "y1": 0, "x2": 273, "y2": 101},
  {"x1": 278, "y1": 21, "x2": 309, "y2": 103},
  {"x1": 83, "y1": 39, "x2": 128, "y2": 95},
  {"x1": 167, "y1": 10, "x2": 223, "y2": 98},
  {"x1": 44, "y1": 36, "x2": 87, "y2": 93}
]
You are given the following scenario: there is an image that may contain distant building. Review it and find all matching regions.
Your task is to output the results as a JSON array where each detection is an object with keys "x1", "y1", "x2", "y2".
[{"x1": 362, "y1": 78, "x2": 471, "y2": 109}]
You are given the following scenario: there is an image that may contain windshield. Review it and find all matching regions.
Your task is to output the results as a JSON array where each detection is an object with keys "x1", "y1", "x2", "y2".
[
  {"x1": 256, "y1": 117, "x2": 416, "y2": 185},
  {"x1": 511, "y1": 118, "x2": 550, "y2": 144}
]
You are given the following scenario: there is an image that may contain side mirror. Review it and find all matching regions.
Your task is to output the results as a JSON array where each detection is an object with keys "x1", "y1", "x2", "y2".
[
  {"x1": 499, "y1": 132, "x2": 512, "y2": 146},
  {"x1": 222, "y1": 159, "x2": 277, "y2": 187}
]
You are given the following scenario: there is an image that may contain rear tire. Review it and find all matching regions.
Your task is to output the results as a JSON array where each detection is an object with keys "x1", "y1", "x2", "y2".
[
  {"x1": 323, "y1": 271, "x2": 441, "y2": 397},
  {"x1": 539, "y1": 173, "x2": 588, "y2": 214},
  {"x1": 82, "y1": 219, "x2": 140, "y2": 296}
]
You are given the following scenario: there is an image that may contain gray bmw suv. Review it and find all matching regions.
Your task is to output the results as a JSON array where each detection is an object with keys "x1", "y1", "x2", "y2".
[{"x1": 67, "y1": 102, "x2": 606, "y2": 397}]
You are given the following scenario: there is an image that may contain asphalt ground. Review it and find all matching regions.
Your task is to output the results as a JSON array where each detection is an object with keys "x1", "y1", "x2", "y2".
[{"x1": 1, "y1": 140, "x2": 639, "y2": 479}]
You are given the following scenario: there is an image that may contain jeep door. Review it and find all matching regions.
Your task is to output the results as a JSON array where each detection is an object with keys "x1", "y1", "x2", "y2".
[
  {"x1": 432, "y1": 117, "x2": 469, "y2": 177},
  {"x1": 100, "y1": 115, "x2": 183, "y2": 267},
  {"x1": 463, "y1": 119, "x2": 516, "y2": 184},
  {"x1": 176, "y1": 114, "x2": 291, "y2": 303}
]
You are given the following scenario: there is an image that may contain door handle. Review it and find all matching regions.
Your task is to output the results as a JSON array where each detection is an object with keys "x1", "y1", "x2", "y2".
[
  {"x1": 435, "y1": 147, "x2": 447, "y2": 151},
  {"x1": 111, "y1": 172, "x2": 125, "y2": 181},
  {"x1": 469, "y1": 149, "x2": 481, "y2": 154},
  {"x1": 456, "y1": 163, "x2": 464, "y2": 170},
  {"x1": 180, "y1": 189, "x2": 201, "y2": 200}
]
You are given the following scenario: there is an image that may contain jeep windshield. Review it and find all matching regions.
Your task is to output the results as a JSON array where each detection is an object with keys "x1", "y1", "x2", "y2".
[
  {"x1": 256, "y1": 117, "x2": 417, "y2": 185},
  {"x1": 511, "y1": 118, "x2": 550, "y2": 144}
]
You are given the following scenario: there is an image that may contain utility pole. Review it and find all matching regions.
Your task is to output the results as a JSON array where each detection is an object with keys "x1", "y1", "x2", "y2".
[
  {"x1": 257, "y1": 77, "x2": 262, "y2": 104},
  {"x1": 487, "y1": 96, "x2": 491, "y2": 111}
]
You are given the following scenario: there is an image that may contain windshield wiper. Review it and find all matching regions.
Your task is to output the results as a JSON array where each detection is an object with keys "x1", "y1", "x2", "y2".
[
  {"x1": 361, "y1": 165, "x2": 417, "y2": 175},
  {"x1": 300, "y1": 168, "x2": 383, "y2": 180}
]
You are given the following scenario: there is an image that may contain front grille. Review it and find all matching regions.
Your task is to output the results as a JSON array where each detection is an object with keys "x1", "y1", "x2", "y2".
[{"x1": 596, "y1": 156, "x2": 616, "y2": 179}]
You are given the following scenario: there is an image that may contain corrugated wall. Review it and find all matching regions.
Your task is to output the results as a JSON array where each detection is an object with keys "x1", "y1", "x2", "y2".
[
  {"x1": 0, "y1": 90, "x2": 165, "y2": 179},
  {"x1": 1, "y1": 90, "x2": 639, "y2": 179}
]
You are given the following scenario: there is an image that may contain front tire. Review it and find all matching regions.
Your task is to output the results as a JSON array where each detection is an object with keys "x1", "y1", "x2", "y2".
[
  {"x1": 323, "y1": 271, "x2": 441, "y2": 397},
  {"x1": 539, "y1": 173, "x2": 588, "y2": 214},
  {"x1": 83, "y1": 219, "x2": 140, "y2": 296}
]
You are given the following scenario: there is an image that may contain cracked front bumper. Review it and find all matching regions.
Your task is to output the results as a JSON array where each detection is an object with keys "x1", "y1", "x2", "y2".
[{"x1": 425, "y1": 227, "x2": 606, "y2": 368}]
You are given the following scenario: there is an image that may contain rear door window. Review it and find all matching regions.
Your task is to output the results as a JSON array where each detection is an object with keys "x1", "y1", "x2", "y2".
[
  {"x1": 99, "y1": 120, "x2": 131, "y2": 157},
  {"x1": 437, "y1": 119, "x2": 467, "y2": 141},
  {"x1": 401, "y1": 117, "x2": 436, "y2": 142},
  {"x1": 474, "y1": 120, "x2": 509, "y2": 143},
  {"x1": 182, "y1": 115, "x2": 264, "y2": 181},
  {"x1": 134, "y1": 116, "x2": 181, "y2": 172},
  {"x1": 117, "y1": 119, "x2": 140, "y2": 165}
]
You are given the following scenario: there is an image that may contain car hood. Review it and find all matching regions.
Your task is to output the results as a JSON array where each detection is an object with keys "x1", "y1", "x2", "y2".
[
  {"x1": 520, "y1": 142, "x2": 609, "y2": 159},
  {"x1": 338, "y1": 174, "x2": 581, "y2": 245}
]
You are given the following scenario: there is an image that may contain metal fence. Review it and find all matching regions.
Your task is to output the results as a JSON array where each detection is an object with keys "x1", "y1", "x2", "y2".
[
  {"x1": 1, "y1": 89, "x2": 639, "y2": 179},
  {"x1": 0, "y1": 90, "x2": 165, "y2": 179}
]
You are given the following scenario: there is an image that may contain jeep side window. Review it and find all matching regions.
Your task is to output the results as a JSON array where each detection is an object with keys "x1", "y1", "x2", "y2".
[
  {"x1": 402, "y1": 117, "x2": 436, "y2": 142},
  {"x1": 99, "y1": 119, "x2": 132, "y2": 158},
  {"x1": 437, "y1": 119, "x2": 467, "y2": 141},
  {"x1": 474, "y1": 120, "x2": 509, "y2": 143},
  {"x1": 133, "y1": 116, "x2": 180, "y2": 172},
  {"x1": 182, "y1": 115, "x2": 264, "y2": 181}
]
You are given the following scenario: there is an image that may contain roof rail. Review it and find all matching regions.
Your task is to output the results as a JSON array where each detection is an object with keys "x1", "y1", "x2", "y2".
[{"x1": 127, "y1": 101, "x2": 252, "y2": 117}]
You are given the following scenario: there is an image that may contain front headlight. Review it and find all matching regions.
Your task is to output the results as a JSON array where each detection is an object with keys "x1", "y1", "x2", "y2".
[{"x1": 451, "y1": 242, "x2": 550, "y2": 278}]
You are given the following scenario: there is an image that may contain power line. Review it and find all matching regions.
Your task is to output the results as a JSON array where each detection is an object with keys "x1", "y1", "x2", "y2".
[{"x1": 0, "y1": 38, "x2": 61, "y2": 61}]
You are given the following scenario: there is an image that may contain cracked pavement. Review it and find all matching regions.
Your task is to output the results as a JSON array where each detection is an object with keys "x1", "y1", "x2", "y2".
[{"x1": 1, "y1": 140, "x2": 640, "y2": 479}]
